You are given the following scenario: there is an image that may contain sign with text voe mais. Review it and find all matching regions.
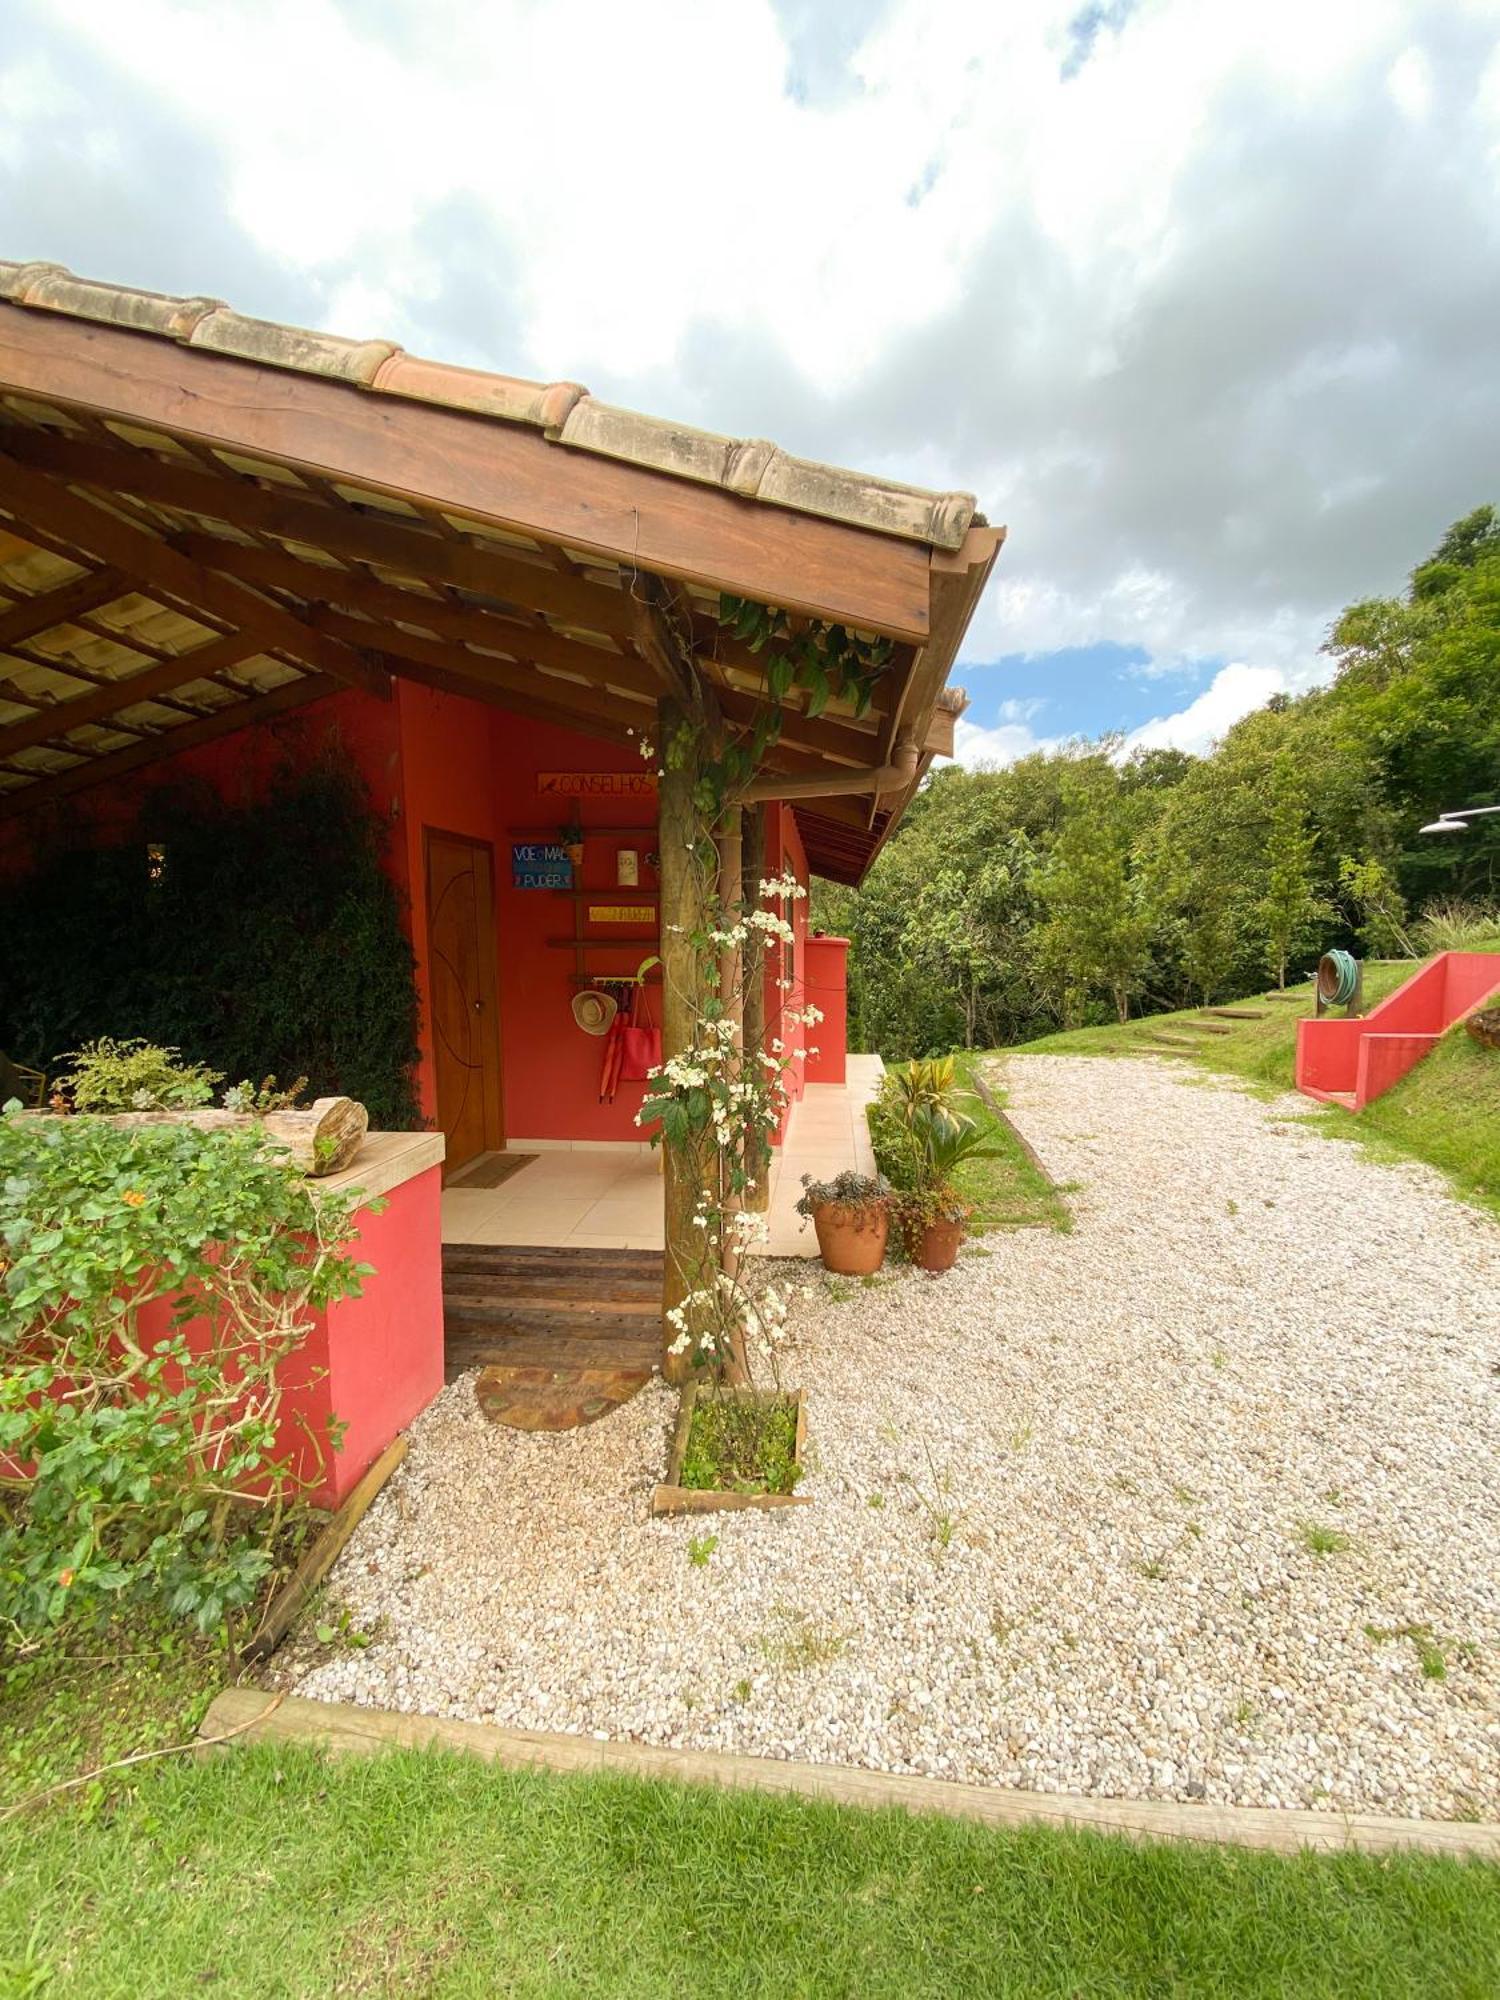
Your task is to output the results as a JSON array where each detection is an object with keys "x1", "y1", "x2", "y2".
[{"x1": 511, "y1": 842, "x2": 573, "y2": 890}]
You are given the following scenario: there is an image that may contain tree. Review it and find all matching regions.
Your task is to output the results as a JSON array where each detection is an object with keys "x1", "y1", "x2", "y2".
[
  {"x1": 1037, "y1": 771, "x2": 1155, "y2": 1024},
  {"x1": 1256, "y1": 765, "x2": 1332, "y2": 987}
]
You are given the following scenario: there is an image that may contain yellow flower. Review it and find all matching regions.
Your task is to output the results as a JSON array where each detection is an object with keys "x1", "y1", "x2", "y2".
[{"x1": 121, "y1": 1189, "x2": 147, "y2": 1208}]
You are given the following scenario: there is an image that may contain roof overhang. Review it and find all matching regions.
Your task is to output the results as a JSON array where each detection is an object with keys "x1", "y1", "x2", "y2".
[{"x1": 0, "y1": 265, "x2": 1003, "y2": 876}]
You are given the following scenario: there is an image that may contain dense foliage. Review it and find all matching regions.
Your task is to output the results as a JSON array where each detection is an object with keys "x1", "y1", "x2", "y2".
[
  {"x1": 0, "y1": 1112, "x2": 368, "y2": 1645},
  {"x1": 0, "y1": 758, "x2": 421, "y2": 1127},
  {"x1": 818, "y1": 507, "x2": 1500, "y2": 1053}
]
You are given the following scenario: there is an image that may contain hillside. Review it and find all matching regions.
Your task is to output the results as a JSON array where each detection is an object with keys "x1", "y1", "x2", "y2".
[{"x1": 1010, "y1": 951, "x2": 1500, "y2": 1220}]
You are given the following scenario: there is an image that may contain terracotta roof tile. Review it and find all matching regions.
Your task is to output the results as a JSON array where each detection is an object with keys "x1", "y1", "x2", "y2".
[{"x1": 0, "y1": 261, "x2": 979, "y2": 551}]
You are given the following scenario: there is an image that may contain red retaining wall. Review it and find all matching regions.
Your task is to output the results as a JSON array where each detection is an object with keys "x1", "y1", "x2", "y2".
[{"x1": 1296, "y1": 953, "x2": 1500, "y2": 1110}]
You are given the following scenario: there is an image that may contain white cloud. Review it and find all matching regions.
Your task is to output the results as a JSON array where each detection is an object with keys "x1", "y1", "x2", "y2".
[
  {"x1": 1122, "y1": 663, "x2": 1287, "y2": 757},
  {"x1": 4, "y1": 0, "x2": 1498, "y2": 704},
  {"x1": 950, "y1": 714, "x2": 1061, "y2": 769}
]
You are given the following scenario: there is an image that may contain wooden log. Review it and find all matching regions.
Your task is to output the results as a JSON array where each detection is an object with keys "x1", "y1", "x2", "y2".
[
  {"x1": 39, "y1": 1097, "x2": 368, "y2": 1176},
  {"x1": 241, "y1": 1434, "x2": 407, "y2": 1662}
]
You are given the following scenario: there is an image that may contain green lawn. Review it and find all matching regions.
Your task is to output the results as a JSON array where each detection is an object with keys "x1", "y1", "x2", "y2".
[
  {"x1": 1009, "y1": 952, "x2": 1500, "y2": 1221},
  {"x1": 4, "y1": 1734, "x2": 1500, "y2": 1998}
]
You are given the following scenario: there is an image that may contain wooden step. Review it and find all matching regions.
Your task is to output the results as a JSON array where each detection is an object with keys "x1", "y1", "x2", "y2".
[
  {"x1": 1201, "y1": 1007, "x2": 1268, "y2": 1020},
  {"x1": 1173, "y1": 1021, "x2": 1233, "y2": 1036},
  {"x1": 1144, "y1": 1034, "x2": 1197, "y2": 1050},
  {"x1": 441, "y1": 1241, "x2": 664, "y2": 1428}
]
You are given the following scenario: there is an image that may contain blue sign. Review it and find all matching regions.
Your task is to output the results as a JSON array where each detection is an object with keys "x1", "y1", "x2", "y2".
[{"x1": 512, "y1": 842, "x2": 573, "y2": 891}]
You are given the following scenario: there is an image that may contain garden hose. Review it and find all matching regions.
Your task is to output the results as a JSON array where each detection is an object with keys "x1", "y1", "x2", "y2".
[{"x1": 1317, "y1": 948, "x2": 1360, "y2": 1007}]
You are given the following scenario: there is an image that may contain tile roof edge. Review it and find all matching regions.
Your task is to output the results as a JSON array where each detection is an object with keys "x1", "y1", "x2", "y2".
[{"x1": 0, "y1": 261, "x2": 977, "y2": 552}]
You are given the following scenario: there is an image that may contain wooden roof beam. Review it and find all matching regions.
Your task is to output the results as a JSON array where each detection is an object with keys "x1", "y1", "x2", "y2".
[
  {"x1": 0, "y1": 451, "x2": 391, "y2": 700},
  {"x1": 0, "y1": 425, "x2": 646, "y2": 641},
  {"x1": 0, "y1": 308, "x2": 932, "y2": 639},
  {"x1": 310, "y1": 609, "x2": 657, "y2": 734}
]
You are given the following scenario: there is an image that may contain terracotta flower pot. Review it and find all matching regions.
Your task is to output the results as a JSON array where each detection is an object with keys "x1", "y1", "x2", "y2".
[
  {"x1": 914, "y1": 1217, "x2": 965, "y2": 1274},
  {"x1": 812, "y1": 1201, "x2": 889, "y2": 1276}
]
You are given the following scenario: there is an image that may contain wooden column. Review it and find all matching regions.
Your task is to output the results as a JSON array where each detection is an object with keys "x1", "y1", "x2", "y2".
[
  {"x1": 658, "y1": 695, "x2": 715, "y2": 1384},
  {"x1": 740, "y1": 801, "x2": 771, "y2": 1213}
]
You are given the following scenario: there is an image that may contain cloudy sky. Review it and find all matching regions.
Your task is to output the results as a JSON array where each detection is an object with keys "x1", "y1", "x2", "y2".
[{"x1": 3, "y1": 0, "x2": 1497, "y2": 763}]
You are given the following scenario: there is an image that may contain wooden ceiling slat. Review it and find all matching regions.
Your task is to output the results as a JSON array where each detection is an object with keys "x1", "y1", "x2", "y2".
[
  {"x1": 0, "y1": 672, "x2": 342, "y2": 821},
  {"x1": 0, "y1": 566, "x2": 128, "y2": 650},
  {"x1": 0, "y1": 308, "x2": 934, "y2": 639},
  {"x1": 0, "y1": 429, "x2": 645, "y2": 641},
  {"x1": 0, "y1": 450, "x2": 391, "y2": 701},
  {"x1": 0, "y1": 631, "x2": 274, "y2": 760}
]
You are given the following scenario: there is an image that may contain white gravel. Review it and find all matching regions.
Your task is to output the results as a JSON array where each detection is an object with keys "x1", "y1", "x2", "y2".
[{"x1": 279, "y1": 1055, "x2": 1500, "y2": 1819}]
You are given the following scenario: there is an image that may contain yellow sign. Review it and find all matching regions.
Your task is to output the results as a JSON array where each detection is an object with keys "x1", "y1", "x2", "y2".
[
  {"x1": 588, "y1": 905, "x2": 655, "y2": 924},
  {"x1": 537, "y1": 771, "x2": 657, "y2": 797}
]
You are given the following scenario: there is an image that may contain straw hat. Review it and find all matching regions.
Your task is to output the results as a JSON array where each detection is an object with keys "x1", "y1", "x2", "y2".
[{"x1": 570, "y1": 987, "x2": 619, "y2": 1037}]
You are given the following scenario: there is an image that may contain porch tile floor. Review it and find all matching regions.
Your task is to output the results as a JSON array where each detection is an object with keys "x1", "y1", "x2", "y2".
[{"x1": 440, "y1": 1055, "x2": 883, "y2": 1257}]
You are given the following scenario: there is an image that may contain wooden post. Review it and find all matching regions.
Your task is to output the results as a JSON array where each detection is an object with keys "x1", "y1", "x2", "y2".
[
  {"x1": 740, "y1": 802, "x2": 771, "y2": 1214},
  {"x1": 713, "y1": 805, "x2": 749, "y2": 1384},
  {"x1": 658, "y1": 695, "x2": 716, "y2": 1384}
]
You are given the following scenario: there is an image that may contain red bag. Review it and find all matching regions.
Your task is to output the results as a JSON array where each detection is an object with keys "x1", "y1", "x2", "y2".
[{"x1": 617, "y1": 982, "x2": 662, "y2": 1082}]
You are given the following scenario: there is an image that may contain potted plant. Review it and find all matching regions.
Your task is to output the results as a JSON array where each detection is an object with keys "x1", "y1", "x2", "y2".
[
  {"x1": 559, "y1": 813, "x2": 585, "y2": 872},
  {"x1": 795, "y1": 1169, "x2": 890, "y2": 1275},
  {"x1": 874, "y1": 1058, "x2": 997, "y2": 1274}
]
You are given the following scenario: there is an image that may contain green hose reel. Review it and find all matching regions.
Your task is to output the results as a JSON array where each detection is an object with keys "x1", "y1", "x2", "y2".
[{"x1": 1316, "y1": 949, "x2": 1363, "y2": 1014}]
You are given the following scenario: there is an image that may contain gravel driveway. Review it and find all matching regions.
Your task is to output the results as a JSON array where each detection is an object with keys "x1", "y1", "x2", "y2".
[{"x1": 282, "y1": 1055, "x2": 1500, "y2": 1819}]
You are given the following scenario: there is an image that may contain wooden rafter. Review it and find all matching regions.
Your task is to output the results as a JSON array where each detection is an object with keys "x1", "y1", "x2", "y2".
[
  {"x1": 0, "y1": 451, "x2": 391, "y2": 702},
  {"x1": 0, "y1": 672, "x2": 341, "y2": 820}
]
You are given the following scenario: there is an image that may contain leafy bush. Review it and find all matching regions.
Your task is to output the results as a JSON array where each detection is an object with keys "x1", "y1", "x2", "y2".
[
  {"x1": 0, "y1": 1110, "x2": 369, "y2": 1645},
  {"x1": 872, "y1": 1058, "x2": 997, "y2": 1193},
  {"x1": 59, "y1": 1037, "x2": 223, "y2": 1113}
]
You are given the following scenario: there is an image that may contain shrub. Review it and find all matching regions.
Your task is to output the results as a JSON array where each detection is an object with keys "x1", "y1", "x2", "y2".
[
  {"x1": 0, "y1": 1109, "x2": 369, "y2": 1645},
  {"x1": 58, "y1": 1036, "x2": 223, "y2": 1113},
  {"x1": 0, "y1": 755, "x2": 421, "y2": 1127}
]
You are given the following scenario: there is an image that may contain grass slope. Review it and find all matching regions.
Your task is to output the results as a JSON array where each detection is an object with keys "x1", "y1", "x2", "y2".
[
  {"x1": 1011, "y1": 953, "x2": 1500, "y2": 1220},
  {"x1": 4, "y1": 1738, "x2": 1500, "y2": 1998}
]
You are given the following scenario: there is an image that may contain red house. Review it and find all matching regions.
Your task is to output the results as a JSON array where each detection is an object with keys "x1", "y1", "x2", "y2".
[{"x1": 0, "y1": 261, "x2": 1000, "y2": 1478}]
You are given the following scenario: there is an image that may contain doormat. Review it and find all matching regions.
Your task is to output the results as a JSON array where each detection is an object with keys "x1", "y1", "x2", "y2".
[
  {"x1": 475, "y1": 1361, "x2": 652, "y2": 1432},
  {"x1": 448, "y1": 1151, "x2": 539, "y2": 1190}
]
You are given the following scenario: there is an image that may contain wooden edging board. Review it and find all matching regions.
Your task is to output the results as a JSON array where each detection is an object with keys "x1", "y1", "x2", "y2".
[
  {"x1": 197, "y1": 1689, "x2": 1500, "y2": 1862},
  {"x1": 242, "y1": 1436, "x2": 407, "y2": 1663},
  {"x1": 651, "y1": 1383, "x2": 811, "y2": 1517}
]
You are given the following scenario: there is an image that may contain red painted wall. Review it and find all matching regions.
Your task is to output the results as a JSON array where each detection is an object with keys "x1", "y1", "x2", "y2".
[
  {"x1": 489, "y1": 706, "x2": 659, "y2": 1143},
  {"x1": 804, "y1": 936, "x2": 850, "y2": 1085},
  {"x1": 1296, "y1": 952, "x2": 1500, "y2": 1108},
  {"x1": 130, "y1": 1165, "x2": 445, "y2": 1509}
]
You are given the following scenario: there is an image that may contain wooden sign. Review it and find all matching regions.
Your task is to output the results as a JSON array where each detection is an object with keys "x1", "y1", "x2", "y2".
[
  {"x1": 588, "y1": 904, "x2": 655, "y2": 925},
  {"x1": 537, "y1": 772, "x2": 657, "y2": 798},
  {"x1": 512, "y1": 842, "x2": 573, "y2": 890}
]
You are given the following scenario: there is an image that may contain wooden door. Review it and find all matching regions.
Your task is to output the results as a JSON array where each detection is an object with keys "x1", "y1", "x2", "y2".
[{"x1": 425, "y1": 831, "x2": 503, "y2": 1176}]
